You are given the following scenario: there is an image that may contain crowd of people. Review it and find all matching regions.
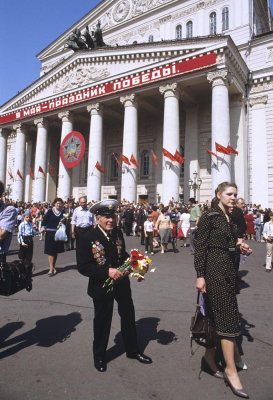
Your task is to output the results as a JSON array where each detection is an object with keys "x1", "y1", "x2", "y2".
[{"x1": 0, "y1": 179, "x2": 271, "y2": 398}]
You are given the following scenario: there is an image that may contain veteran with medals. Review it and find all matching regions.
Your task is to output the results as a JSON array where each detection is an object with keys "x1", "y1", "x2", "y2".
[{"x1": 77, "y1": 199, "x2": 152, "y2": 372}]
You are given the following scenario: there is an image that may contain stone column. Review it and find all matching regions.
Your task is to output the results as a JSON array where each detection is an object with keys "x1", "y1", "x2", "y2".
[
  {"x1": 207, "y1": 69, "x2": 231, "y2": 194},
  {"x1": 24, "y1": 139, "x2": 32, "y2": 203},
  {"x1": 184, "y1": 106, "x2": 199, "y2": 200},
  {"x1": 230, "y1": 94, "x2": 248, "y2": 199},
  {"x1": 13, "y1": 123, "x2": 26, "y2": 201},
  {"x1": 33, "y1": 118, "x2": 48, "y2": 202},
  {"x1": 120, "y1": 94, "x2": 138, "y2": 202},
  {"x1": 0, "y1": 128, "x2": 8, "y2": 185},
  {"x1": 250, "y1": 95, "x2": 268, "y2": 207},
  {"x1": 87, "y1": 103, "x2": 103, "y2": 202},
  {"x1": 58, "y1": 111, "x2": 73, "y2": 200},
  {"x1": 159, "y1": 83, "x2": 180, "y2": 205}
]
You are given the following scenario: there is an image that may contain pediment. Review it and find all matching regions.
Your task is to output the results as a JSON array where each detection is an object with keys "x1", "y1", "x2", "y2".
[{"x1": 3, "y1": 38, "x2": 219, "y2": 113}]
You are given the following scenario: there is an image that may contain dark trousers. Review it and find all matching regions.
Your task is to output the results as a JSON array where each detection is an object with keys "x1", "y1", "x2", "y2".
[
  {"x1": 75, "y1": 226, "x2": 92, "y2": 256},
  {"x1": 19, "y1": 237, "x2": 33, "y2": 263},
  {"x1": 189, "y1": 221, "x2": 197, "y2": 253},
  {"x1": 124, "y1": 223, "x2": 132, "y2": 236},
  {"x1": 145, "y1": 232, "x2": 153, "y2": 253},
  {"x1": 139, "y1": 226, "x2": 145, "y2": 245},
  {"x1": 92, "y1": 283, "x2": 138, "y2": 361}
]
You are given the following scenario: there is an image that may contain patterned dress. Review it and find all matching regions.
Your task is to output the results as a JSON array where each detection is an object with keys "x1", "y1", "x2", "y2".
[{"x1": 194, "y1": 206, "x2": 240, "y2": 337}]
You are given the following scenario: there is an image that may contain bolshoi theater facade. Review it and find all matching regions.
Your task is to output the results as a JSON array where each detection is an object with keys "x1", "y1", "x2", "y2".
[{"x1": 0, "y1": 0, "x2": 273, "y2": 206}]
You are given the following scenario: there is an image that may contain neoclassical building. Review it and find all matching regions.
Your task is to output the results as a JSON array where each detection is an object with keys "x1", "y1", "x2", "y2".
[{"x1": 0, "y1": 0, "x2": 273, "y2": 206}]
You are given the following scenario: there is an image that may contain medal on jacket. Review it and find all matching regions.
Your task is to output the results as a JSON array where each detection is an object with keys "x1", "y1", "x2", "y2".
[{"x1": 91, "y1": 241, "x2": 106, "y2": 265}]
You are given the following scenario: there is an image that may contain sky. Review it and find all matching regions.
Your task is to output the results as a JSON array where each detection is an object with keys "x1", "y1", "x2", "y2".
[{"x1": 0, "y1": 0, "x2": 101, "y2": 106}]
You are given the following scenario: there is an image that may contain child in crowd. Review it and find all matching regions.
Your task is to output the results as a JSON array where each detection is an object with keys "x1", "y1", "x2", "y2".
[
  {"x1": 144, "y1": 214, "x2": 154, "y2": 255},
  {"x1": 17, "y1": 210, "x2": 40, "y2": 263}
]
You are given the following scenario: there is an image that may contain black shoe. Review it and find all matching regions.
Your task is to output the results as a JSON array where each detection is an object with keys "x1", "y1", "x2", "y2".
[
  {"x1": 127, "y1": 352, "x2": 152, "y2": 364},
  {"x1": 94, "y1": 359, "x2": 107, "y2": 372},
  {"x1": 200, "y1": 357, "x2": 223, "y2": 379},
  {"x1": 223, "y1": 372, "x2": 249, "y2": 398}
]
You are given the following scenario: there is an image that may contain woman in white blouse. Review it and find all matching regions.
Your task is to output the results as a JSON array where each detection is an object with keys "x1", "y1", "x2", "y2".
[{"x1": 179, "y1": 208, "x2": 190, "y2": 248}]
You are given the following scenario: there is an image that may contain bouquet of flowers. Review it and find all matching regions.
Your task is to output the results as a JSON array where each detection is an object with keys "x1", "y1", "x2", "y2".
[{"x1": 103, "y1": 249, "x2": 152, "y2": 293}]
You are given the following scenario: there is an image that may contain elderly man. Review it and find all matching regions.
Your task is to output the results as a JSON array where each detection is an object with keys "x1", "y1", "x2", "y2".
[
  {"x1": 76, "y1": 199, "x2": 152, "y2": 372},
  {"x1": 71, "y1": 196, "x2": 95, "y2": 247},
  {"x1": 0, "y1": 181, "x2": 17, "y2": 263},
  {"x1": 232, "y1": 197, "x2": 247, "y2": 292}
]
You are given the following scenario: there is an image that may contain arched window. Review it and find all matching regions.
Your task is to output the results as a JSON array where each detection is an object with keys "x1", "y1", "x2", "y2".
[
  {"x1": 186, "y1": 21, "x2": 193, "y2": 38},
  {"x1": 148, "y1": 34, "x2": 154, "y2": 42},
  {"x1": 141, "y1": 150, "x2": 150, "y2": 178},
  {"x1": 209, "y1": 12, "x2": 217, "y2": 35},
  {"x1": 176, "y1": 24, "x2": 182, "y2": 40},
  {"x1": 110, "y1": 153, "x2": 119, "y2": 180},
  {"x1": 222, "y1": 7, "x2": 229, "y2": 31}
]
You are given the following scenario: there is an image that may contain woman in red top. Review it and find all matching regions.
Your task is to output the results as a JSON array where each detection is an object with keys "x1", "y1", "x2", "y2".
[{"x1": 244, "y1": 212, "x2": 255, "y2": 240}]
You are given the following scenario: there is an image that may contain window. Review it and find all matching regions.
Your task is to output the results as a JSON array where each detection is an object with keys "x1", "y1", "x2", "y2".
[
  {"x1": 209, "y1": 12, "x2": 217, "y2": 35},
  {"x1": 141, "y1": 150, "x2": 150, "y2": 178},
  {"x1": 186, "y1": 21, "x2": 193, "y2": 38},
  {"x1": 180, "y1": 146, "x2": 185, "y2": 177},
  {"x1": 110, "y1": 153, "x2": 119, "y2": 180},
  {"x1": 176, "y1": 24, "x2": 182, "y2": 40},
  {"x1": 148, "y1": 35, "x2": 154, "y2": 42},
  {"x1": 222, "y1": 7, "x2": 229, "y2": 31}
]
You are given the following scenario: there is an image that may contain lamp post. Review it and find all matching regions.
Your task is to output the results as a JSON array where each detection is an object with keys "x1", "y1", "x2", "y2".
[{"x1": 188, "y1": 171, "x2": 202, "y2": 200}]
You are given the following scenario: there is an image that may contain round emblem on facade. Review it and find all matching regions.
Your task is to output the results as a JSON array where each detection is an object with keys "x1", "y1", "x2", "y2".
[
  {"x1": 60, "y1": 131, "x2": 86, "y2": 168},
  {"x1": 112, "y1": 0, "x2": 130, "y2": 22}
]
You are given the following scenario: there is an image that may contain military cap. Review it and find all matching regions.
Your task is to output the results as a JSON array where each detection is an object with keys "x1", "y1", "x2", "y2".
[{"x1": 90, "y1": 199, "x2": 119, "y2": 216}]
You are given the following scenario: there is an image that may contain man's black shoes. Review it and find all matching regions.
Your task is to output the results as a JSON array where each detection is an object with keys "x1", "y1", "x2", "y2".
[
  {"x1": 126, "y1": 352, "x2": 152, "y2": 364},
  {"x1": 94, "y1": 359, "x2": 107, "y2": 372}
]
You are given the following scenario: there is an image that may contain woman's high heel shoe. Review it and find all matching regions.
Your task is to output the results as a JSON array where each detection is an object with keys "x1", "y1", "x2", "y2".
[
  {"x1": 235, "y1": 360, "x2": 248, "y2": 370},
  {"x1": 199, "y1": 356, "x2": 224, "y2": 379},
  {"x1": 223, "y1": 372, "x2": 249, "y2": 398}
]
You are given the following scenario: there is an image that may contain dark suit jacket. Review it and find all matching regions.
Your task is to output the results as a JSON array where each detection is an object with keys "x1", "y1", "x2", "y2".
[
  {"x1": 231, "y1": 207, "x2": 247, "y2": 238},
  {"x1": 77, "y1": 225, "x2": 129, "y2": 299}
]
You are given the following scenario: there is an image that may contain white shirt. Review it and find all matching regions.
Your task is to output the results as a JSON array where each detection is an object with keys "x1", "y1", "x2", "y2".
[
  {"x1": 180, "y1": 213, "x2": 191, "y2": 227},
  {"x1": 144, "y1": 220, "x2": 154, "y2": 233},
  {"x1": 71, "y1": 206, "x2": 95, "y2": 228},
  {"x1": 262, "y1": 221, "x2": 273, "y2": 239}
]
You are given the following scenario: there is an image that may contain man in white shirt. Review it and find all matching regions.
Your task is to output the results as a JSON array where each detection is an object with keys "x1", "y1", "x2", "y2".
[
  {"x1": 144, "y1": 214, "x2": 154, "y2": 255},
  {"x1": 71, "y1": 196, "x2": 95, "y2": 246},
  {"x1": 262, "y1": 211, "x2": 273, "y2": 272}
]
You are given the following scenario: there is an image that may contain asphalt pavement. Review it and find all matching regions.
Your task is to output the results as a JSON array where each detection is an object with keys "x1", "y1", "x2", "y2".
[{"x1": 0, "y1": 234, "x2": 272, "y2": 400}]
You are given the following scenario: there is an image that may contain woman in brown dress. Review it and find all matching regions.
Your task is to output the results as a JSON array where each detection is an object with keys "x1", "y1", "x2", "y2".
[{"x1": 194, "y1": 182, "x2": 252, "y2": 399}]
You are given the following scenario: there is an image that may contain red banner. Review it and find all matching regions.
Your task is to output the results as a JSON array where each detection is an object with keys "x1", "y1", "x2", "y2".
[
  {"x1": 95, "y1": 161, "x2": 104, "y2": 174},
  {"x1": 121, "y1": 154, "x2": 131, "y2": 166},
  {"x1": 0, "y1": 53, "x2": 217, "y2": 125},
  {"x1": 130, "y1": 154, "x2": 139, "y2": 168},
  {"x1": 206, "y1": 148, "x2": 218, "y2": 158},
  {"x1": 215, "y1": 142, "x2": 230, "y2": 155},
  {"x1": 162, "y1": 148, "x2": 176, "y2": 162},
  {"x1": 151, "y1": 151, "x2": 158, "y2": 168},
  {"x1": 174, "y1": 150, "x2": 185, "y2": 165},
  {"x1": 226, "y1": 145, "x2": 238, "y2": 155}
]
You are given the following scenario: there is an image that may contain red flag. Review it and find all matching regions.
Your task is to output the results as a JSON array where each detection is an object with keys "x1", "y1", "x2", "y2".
[
  {"x1": 49, "y1": 164, "x2": 56, "y2": 177},
  {"x1": 151, "y1": 151, "x2": 158, "y2": 168},
  {"x1": 215, "y1": 142, "x2": 230, "y2": 155},
  {"x1": 162, "y1": 148, "x2": 176, "y2": 162},
  {"x1": 113, "y1": 153, "x2": 122, "y2": 168},
  {"x1": 17, "y1": 169, "x2": 23, "y2": 180},
  {"x1": 206, "y1": 149, "x2": 218, "y2": 158},
  {"x1": 130, "y1": 154, "x2": 139, "y2": 168},
  {"x1": 121, "y1": 154, "x2": 131, "y2": 166},
  {"x1": 95, "y1": 161, "x2": 104, "y2": 174},
  {"x1": 38, "y1": 165, "x2": 46, "y2": 177},
  {"x1": 226, "y1": 145, "x2": 238, "y2": 155},
  {"x1": 8, "y1": 168, "x2": 13, "y2": 179},
  {"x1": 28, "y1": 167, "x2": 35, "y2": 180},
  {"x1": 174, "y1": 150, "x2": 185, "y2": 165}
]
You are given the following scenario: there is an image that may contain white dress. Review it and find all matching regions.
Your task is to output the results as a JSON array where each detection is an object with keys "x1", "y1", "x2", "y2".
[{"x1": 180, "y1": 213, "x2": 190, "y2": 237}]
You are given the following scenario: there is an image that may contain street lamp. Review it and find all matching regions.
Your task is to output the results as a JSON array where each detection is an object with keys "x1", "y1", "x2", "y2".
[{"x1": 188, "y1": 171, "x2": 202, "y2": 200}]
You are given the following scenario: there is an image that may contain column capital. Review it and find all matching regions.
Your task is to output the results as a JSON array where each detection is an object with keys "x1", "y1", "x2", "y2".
[
  {"x1": 87, "y1": 102, "x2": 104, "y2": 115},
  {"x1": 159, "y1": 82, "x2": 179, "y2": 98},
  {"x1": 34, "y1": 117, "x2": 48, "y2": 128},
  {"x1": 58, "y1": 111, "x2": 73, "y2": 122},
  {"x1": 120, "y1": 93, "x2": 137, "y2": 107},
  {"x1": 12, "y1": 123, "x2": 25, "y2": 133},
  {"x1": 0, "y1": 127, "x2": 9, "y2": 138},
  {"x1": 207, "y1": 69, "x2": 229, "y2": 87},
  {"x1": 249, "y1": 95, "x2": 268, "y2": 108}
]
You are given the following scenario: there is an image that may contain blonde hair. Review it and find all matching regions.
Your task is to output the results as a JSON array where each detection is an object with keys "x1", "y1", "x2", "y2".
[{"x1": 215, "y1": 182, "x2": 237, "y2": 197}]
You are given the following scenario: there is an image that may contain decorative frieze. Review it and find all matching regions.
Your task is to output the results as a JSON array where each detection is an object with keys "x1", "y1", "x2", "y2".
[
  {"x1": 53, "y1": 66, "x2": 110, "y2": 93},
  {"x1": 250, "y1": 80, "x2": 273, "y2": 94}
]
